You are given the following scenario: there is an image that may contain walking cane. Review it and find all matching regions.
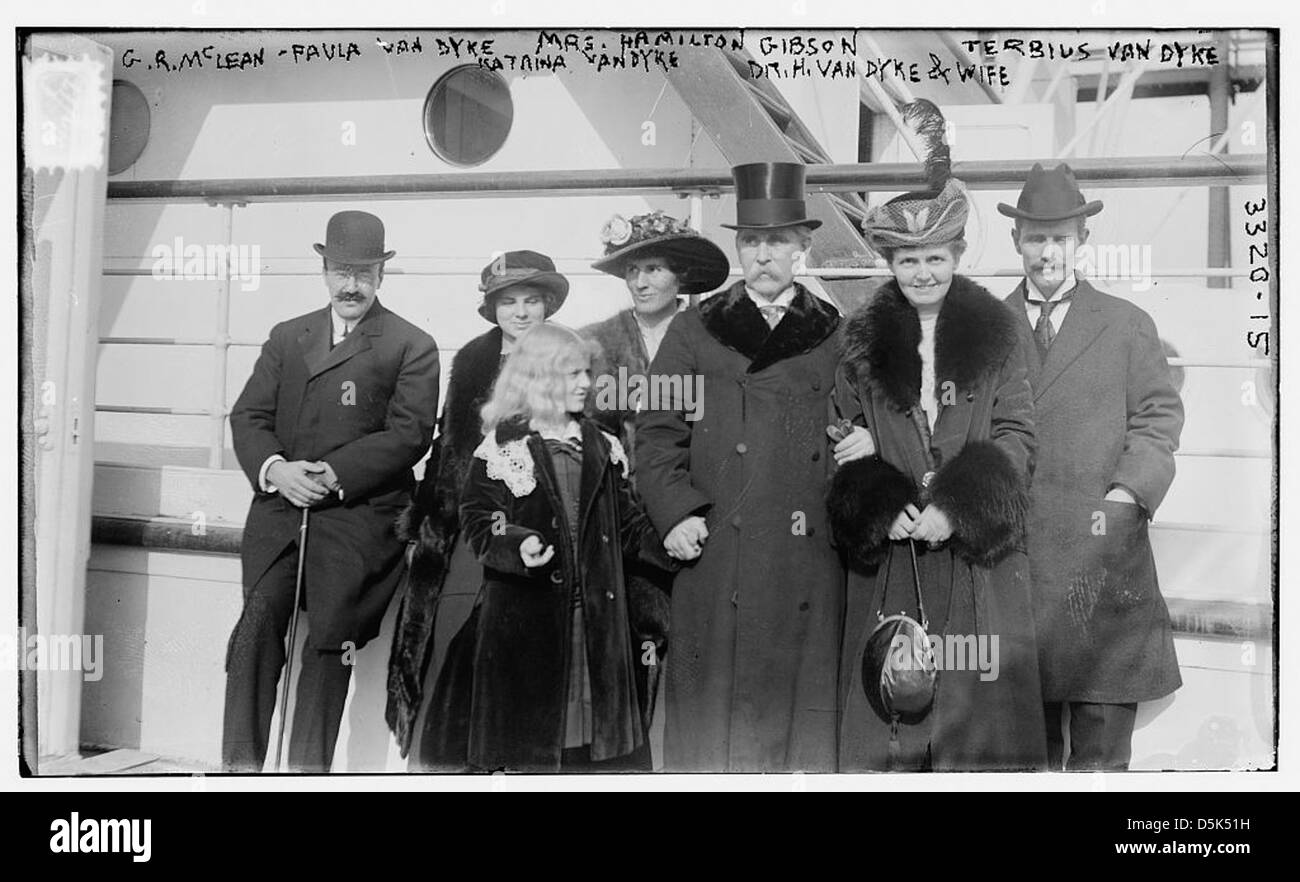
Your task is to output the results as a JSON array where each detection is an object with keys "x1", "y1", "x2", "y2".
[{"x1": 273, "y1": 506, "x2": 310, "y2": 772}]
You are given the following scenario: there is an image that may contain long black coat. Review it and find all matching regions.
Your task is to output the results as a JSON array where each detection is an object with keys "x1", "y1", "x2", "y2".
[
  {"x1": 229, "y1": 300, "x2": 440, "y2": 650},
  {"x1": 448, "y1": 418, "x2": 676, "y2": 771},
  {"x1": 580, "y1": 307, "x2": 673, "y2": 722},
  {"x1": 385, "y1": 326, "x2": 503, "y2": 755},
  {"x1": 635, "y1": 282, "x2": 845, "y2": 772},
  {"x1": 1003, "y1": 279, "x2": 1184, "y2": 703},
  {"x1": 828, "y1": 277, "x2": 1047, "y2": 770}
]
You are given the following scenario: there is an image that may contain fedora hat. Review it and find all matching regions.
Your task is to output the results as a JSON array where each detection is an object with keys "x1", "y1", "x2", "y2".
[
  {"x1": 591, "y1": 211, "x2": 730, "y2": 295},
  {"x1": 477, "y1": 250, "x2": 569, "y2": 322},
  {"x1": 997, "y1": 163, "x2": 1104, "y2": 223},
  {"x1": 313, "y1": 210, "x2": 396, "y2": 264},
  {"x1": 721, "y1": 162, "x2": 823, "y2": 231}
]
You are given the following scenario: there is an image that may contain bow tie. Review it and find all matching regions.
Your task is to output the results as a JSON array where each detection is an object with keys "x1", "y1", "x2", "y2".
[{"x1": 758, "y1": 304, "x2": 788, "y2": 329}]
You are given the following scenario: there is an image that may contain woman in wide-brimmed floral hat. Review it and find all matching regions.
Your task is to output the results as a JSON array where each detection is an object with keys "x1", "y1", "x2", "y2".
[{"x1": 579, "y1": 211, "x2": 731, "y2": 755}]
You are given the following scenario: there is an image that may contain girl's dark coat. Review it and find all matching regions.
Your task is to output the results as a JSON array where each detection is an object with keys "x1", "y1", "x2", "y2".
[
  {"x1": 444, "y1": 417, "x2": 675, "y2": 771},
  {"x1": 827, "y1": 276, "x2": 1048, "y2": 771}
]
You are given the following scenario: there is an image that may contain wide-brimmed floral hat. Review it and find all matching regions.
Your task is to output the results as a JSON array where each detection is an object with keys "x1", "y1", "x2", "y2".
[{"x1": 591, "y1": 211, "x2": 730, "y2": 295}]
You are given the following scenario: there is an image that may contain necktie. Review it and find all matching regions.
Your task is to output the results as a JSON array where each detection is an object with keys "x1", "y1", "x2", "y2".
[
  {"x1": 758, "y1": 304, "x2": 787, "y2": 329},
  {"x1": 1030, "y1": 291, "x2": 1072, "y2": 360}
]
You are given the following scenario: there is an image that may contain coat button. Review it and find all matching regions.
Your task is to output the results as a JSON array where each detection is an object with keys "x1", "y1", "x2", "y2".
[
  {"x1": 550, "y1": 516, "x2": 559, "y2": 529},
  {"x1": 601, "y1": 533, "x2": 610, "y2": 543},
  {"x1": 736, "y1": 442, "x2": 748, "y2": 454},
  {"x1": 966, "y1": 391, "x2": 975, "y2": 402},
  {"x1": 731, "y1": 516, "x2": 742, "y2": 528},
  {"x1": 550, "y1": 570, "x2": 564, "y2": 585},
  {"x1": 807, "y1": 526, "x2": 816, "y2": 537},
  {"x1": 812, "y1": 381, "x2": 821, "y2": 391},
  {"x1": 606, "y1": 590, "x2": 615, "y2": 601},
  {"x1": 811, "y1": 450, "x2": 820, "y2": 461}
]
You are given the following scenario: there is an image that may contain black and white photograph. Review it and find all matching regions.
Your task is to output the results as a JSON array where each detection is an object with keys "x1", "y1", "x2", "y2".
[{"x1": 9, "y1": 1, "x2": 1284, "y2": 794}]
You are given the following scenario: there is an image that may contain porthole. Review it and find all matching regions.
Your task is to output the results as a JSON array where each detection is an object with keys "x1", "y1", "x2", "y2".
[{"x1": 422, "y1": 65, "x2": 513, "y2": 167}]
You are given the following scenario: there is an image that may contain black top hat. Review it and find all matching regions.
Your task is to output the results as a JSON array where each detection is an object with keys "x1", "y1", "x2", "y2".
[
  {"x1": 997, "y1": 163, "x2": 1104, "y2": 223},
  {"x1": 591, "y1": 211, "x2": 731, "y2": 295},
  {"x1": 313, "y1": 210, "x2": 396, "y2": 264},
  {"x1": 721, "y1": 162, "x2": 823, "y2": 231},
  {"x1": 477, "y1": 250, "x2": 569, "y2": 322}
]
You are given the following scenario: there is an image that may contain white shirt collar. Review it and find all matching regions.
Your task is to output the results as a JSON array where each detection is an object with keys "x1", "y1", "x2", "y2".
[
  {"x1": 537, "y1": 419, "x2": 583, "y2": 443},
  {"x1": 1025, "y1": 273, "x2": 1077, "y2": 304},
  {"x1": 745, "y1": 285, "x2": 797, "y2": 310},
  {"x1": 632, "y1": 300, "x2": 683, "y2": 334}
]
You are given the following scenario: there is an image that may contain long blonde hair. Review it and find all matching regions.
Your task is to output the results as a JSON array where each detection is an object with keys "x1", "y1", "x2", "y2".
[{"x1": 480, "y1": 322, "x2": 601, "y2": 434}]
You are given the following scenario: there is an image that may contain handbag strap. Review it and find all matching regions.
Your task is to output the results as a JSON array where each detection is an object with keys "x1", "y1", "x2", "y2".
[{"x1": 874, "y1": 538, "x2": 929, "y2": 631}]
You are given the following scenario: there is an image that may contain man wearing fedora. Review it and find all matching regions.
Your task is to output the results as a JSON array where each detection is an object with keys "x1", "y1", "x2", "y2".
[
  {"x1": 1000, "y1": 164, "x2": 1184, "y2": 770},
  {"x1": 224, "y1": 210, "x2": 441, "y2": 772},
  {"x1": 635, "y1": 163, "x2": 872, "y2": 771}
]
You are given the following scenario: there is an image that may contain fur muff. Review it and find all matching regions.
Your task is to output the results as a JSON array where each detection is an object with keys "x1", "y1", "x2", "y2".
[
  {"x1": 927, "y1": 439, "x2": 1029, "y2": 566},
  {"x1": 386, "y1": 326, "x2": 504, "y2": 755},
  {"x1": 827, "y1": 456, "x2": 918, "y2": 572}
]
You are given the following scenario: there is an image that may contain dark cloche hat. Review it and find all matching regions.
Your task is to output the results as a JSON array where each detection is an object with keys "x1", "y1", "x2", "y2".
[
  {"x1": 997, "y1": 163, "x2": 1104, "y2": 223},
  {"x1": 721, "y1": 162, "x2": 823, "y2": 231},
  {"x1": 476, "y1": 250, "x2": 569, "y2": 322},
  {"x1": 313, "y1": 210, "x2": 396, "y2": 264}
]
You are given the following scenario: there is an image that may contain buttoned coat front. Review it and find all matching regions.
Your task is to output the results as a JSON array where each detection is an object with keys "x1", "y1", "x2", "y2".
[
  {"x1": 229, "y1": 300, "x2": 440, "y2": 651},
  {"x1": 635, "y1": 281, "x2": 845, "y2": 772},
  {"x1": 1003, "y1": 279, "x2": 1184, "y2": 703}
]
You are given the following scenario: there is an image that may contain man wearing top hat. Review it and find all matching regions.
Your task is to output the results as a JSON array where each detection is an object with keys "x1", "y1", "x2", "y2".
[
  {"x1": 1000, "y1": 165, "x2": 1184, "y2": 770},
  {"x1": 224, "y1": 210, "x2": 441, "y2": 772},
  {"x1": 635, "y1": 164, "x2": 873, "y2": 771}
]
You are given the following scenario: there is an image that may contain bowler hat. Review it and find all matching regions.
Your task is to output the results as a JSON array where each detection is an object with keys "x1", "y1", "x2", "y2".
[
  {"x1": 721, "y1": 162, "x2": 823, "y2": 231},
  {"x1": 477, "y1": 250, "x2": 569, "y2": 322},
  {"x1": 591, "y1": 211, "x2": 731, "y2": 295},
  {"x1": 313, "y1": 210, "x2": 396, "y2": 264},
  {"x1": 997, "y1": 163, "x2": 1103, "y2": 223}
]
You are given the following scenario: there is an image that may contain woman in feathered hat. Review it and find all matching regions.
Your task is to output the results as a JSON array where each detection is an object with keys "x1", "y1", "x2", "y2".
[
  {"x1": 827, "y1": 100, "x2": 1047, "y2": 770},
  {"x1": 386, "y1": 251, "x2": 568, "y2": 768}
]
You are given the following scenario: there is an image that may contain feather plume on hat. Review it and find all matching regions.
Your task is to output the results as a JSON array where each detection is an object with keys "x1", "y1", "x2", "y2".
[{"x1": 862, "y1": 99, "x2": 970, "y2": 255}]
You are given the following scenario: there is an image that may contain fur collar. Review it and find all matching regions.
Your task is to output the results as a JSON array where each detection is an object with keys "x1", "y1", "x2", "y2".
[
  {"x1": 842, "y1": 275, "x2": 1018, "y2": 412},
  {"x1": 582, "y1": 308, "x2": 651, "y2": 376},
  {"x1": 442, "y1": 326, "x2": 504, "y2": 463},
  {"x1": 700, "y1": 281, "x2": 840, "y2": 373}
]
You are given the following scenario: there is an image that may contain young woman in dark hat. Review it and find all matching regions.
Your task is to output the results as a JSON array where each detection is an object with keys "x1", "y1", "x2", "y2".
[
  {"x1": 827, "y1": 100, "x2": 1047, "y2": 771},
  {"x1": 580, "y1": 212, "x2": 731, "y2": 742},
  {"x1": 385, "y1": 250, "x2": 568, "y2": 769}
]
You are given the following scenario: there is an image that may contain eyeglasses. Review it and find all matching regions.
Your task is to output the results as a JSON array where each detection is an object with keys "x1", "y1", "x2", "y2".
[{"x1": 327, "y1": 265, "x2": 379, "y2": 285}]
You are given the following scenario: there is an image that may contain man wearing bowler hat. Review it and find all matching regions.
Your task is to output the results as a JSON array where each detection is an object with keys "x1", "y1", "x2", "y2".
[
  {"x1": 636, "y1": 163, "x2": 873, "y2": 771},
  {"x1": 224, "y1": 210, "x2": 441, "y2": 772},
  {"x1": 1000, "y1": 164, "x2": 1184, "y2": 770}
]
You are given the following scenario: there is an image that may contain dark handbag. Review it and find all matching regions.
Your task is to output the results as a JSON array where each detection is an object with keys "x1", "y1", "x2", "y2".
[
  {"x1": 861, "y1": 538, "x2": 938, "y2": 725},
  {"x1": 861, "y1": 403, "x2": 942, "y2": 730}
]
